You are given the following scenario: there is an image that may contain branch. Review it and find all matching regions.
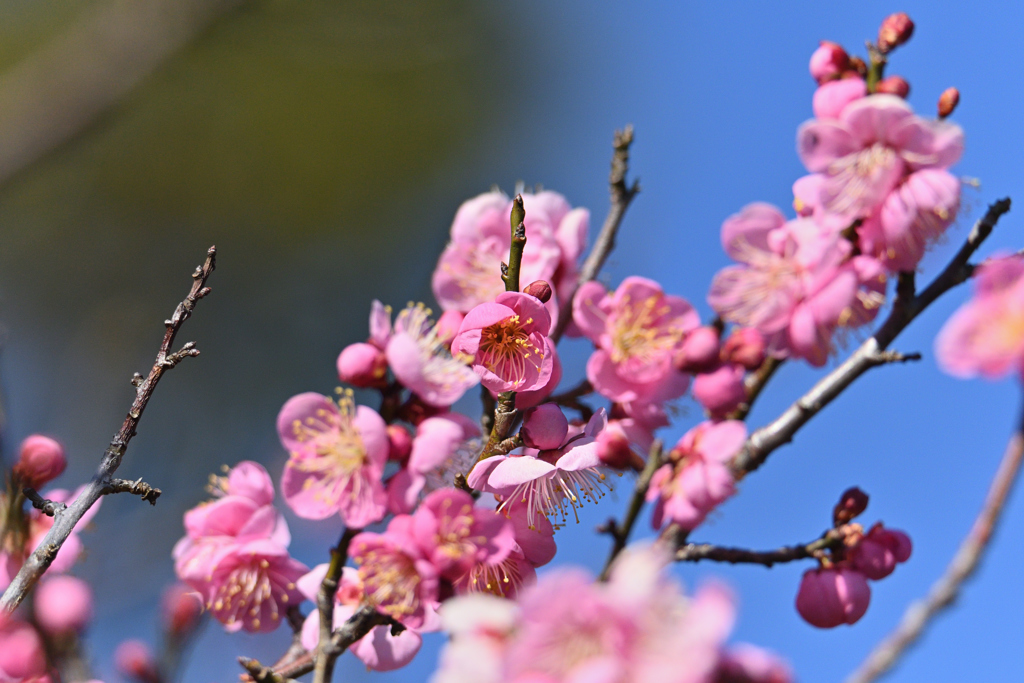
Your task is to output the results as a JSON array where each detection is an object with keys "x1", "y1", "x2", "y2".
[
  {"x1": 312, "y1": 528, "x2": 359, "y2": 683},
  {"x1": 729, "y1": 199, "x2": 1011, "y2": 479},
  {"x1": 0, "y1": 246, "x2": 217, "y2": 613},
  {"x1": 100, "y1": 477, "x2": 162, "y2": 505},
  {"x1": 844, "y1": 398, "x2": 1024, "y2": 683},
  {"x1": 551, "y1": 125, "x2": 640, "y2": 342},
  {"x1": 23, "y1": 488, "x2": 67, "y2": 517},
  {"x1": 676, "y1": 528, "x2": 846, "y2": 567},
  {"x1": 597, "y1": 440, "x2": 663, "y2": 581},
  {"x1": 501, "y1": 194, "x2": 526, "y2": 293}
]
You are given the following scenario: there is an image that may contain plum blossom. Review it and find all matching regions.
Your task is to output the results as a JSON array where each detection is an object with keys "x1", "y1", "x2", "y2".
[
  {"x1": 795, "y1": 567, "x2": 870, "y2": 628},
  {"x1": 850, "y1": 524, "x2": 912, "y2": 580},
  {"x1": 298, "y1": 565, "x2": 423, "y2": 672},
  {"x1": 647, "y1": 420, "x2": 746, "y2": 531},
  {"x1": 432, "y1": 190, "x2": 589, "y2": 313},
  {"x1": 451, "y1": 292, "x2": 555, "y2": 394},
  {"x1": 12, "y1": 435, "x2": 66, "y2": 489},
  {"x1": 34, "y1": 575, "x2": 93, "y2": 635},
  {"x1": 574, "y1": 276, "x2": 700, "y2": 403},
  {"x1": 278, "y1": 391, "x2": 389, "y2": 526},
  {"x1": 0, "y1": 618, "x2": 47, "y2": 682},
  {"x1": 935, "y1": 255, "x2": 1024, "y2": 380},
  {"x1": 468, "y1": 410, "x2": 611, "y2": 527},
  {"x1": 708, "y1": 203, "x2": 885, "y2": 366},
  {"x1": 387, "y1": 413, "x2": 482, "y2": 513}
]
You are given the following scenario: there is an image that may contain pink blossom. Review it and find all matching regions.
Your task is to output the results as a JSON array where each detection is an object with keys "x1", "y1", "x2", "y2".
[
  {"x1": 34, "y1": 575, "x2": 93, "y2": 635},
  {"x1": 520, "y1": 405, "x2": 569, "y2": 450},
  {"x1": 596, "y1": 421, "x2": 638, "y2": 470},
  {"x1": 113, "y1": 640, "x2": 159, "y2": 683},
  {"x1": 513, "y1": 343, "x2": 562, "y2": 410},
  {"x1": 432, "y1": 191, "x2": 588, "y2": 314},
  {"x1": 675, "y1": 325, "x2": 721, "y2": 374},
  {"x1": 692, "y1": 364, "x2": 747, "y2": 418},
  {"x1": 205, "y1": 539, "x2": 307, "y2": 633},
  {"x1": 809, "y1": 41, "x2": 849, "y2": 84},
  {"x1": 387, "y1": 424, "x2": 414, "y2": 464},
  {"x1": 350, "y1": 516, "x2": 441, "y2": 629},
  {"x1": 297, "y1": 565, "x2": 422, "y2": 671},
  {"x1": 278, "y1": 391, "x2": 389, "y2": 526},
  {"x1": 411, "y1": 488, "x2": 515, "y2": 581},
  {"x1": 850, "y1": 524, "x2": 912, "y2": 580},
  {"x1": 0, "y1": 619, "x2": 47, "y2": 681},
  {"x1": 451, "y1": 292, "x2": 554, "y2": 393},
  {"x1": 795, "y1": 567, "x2": 870, "y2": 628},
  {"x1": 574, "y1": 276, "x2": 700, "y2": 403},
  {"x1": 721, "y1": 327, "x2": 766, "y2": 370},
  {"x1": 812, "y1": 77, "x2": 866, "y2": 120},
  {"x1": 647, "y1": 420, "x2": 747, "y2": 531},
  {"x1": 936, "y1": 255, "x2": 1024, "y2": 380},
  {"x1": 337, "y1": 342, "x2": 388, "y2": 388},
  {"x1": 387, "y1": 413, "x2": 481, "y2": 513},
  {"x1": 12, "y1": 435, "x2": 66, "y2": 489},
  {"x1": 708, "y1": 203, "x2": 885, "y2": 366},
  {"x1": 161, "y1": 583, "x2": 204, "y2": 637},
  {"x1": 468, "y1": 411, "x2": 610, "y2": 527},
  {"x1": 715, "y1": 644, "x2": 793, "y2": 683},
  {"x1": 222, "y1": 460, "x2": 276, "y2": 507}
]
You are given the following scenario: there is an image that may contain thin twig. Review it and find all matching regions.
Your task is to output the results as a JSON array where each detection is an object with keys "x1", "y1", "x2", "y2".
[
  {"x1": 100, "y1": 477, "x2": 162, "y2": 505},
  {"x1": 597, "y1": 440, "x2": 663, "y2": 581},
  {"x1": 844, "y1": 398, "x2": 1024, "y2": 683},
  {"x1": 0, "y1": 246, "x2": 216, "y2": 613},
  {"x1": 551, "y1": 125, "x2": 640, "y2": 342},
  {"x1": 729, "y1": 199, "x2": 1011, "y2": 479},
  {"x1": 312, "y1": 527, "x2": 359, "y2": 683},
  {"x1": 676, "y1": 528, "x2": 846, "y2": 567},
  {"x1": 502, "y1": 194, "x2": 526, "y2": 293},
  {"x1": 22, "y1": 489, "x2": 67, "y2": 517},
  {"x1": 238, "y1": 657, "x2": 297, "y2": 683}
]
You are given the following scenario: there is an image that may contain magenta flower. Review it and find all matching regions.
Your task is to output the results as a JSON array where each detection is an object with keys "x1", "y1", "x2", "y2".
[
  {"x1": 811, "y1": 77, "x2": 866, "y2": 120},
  {"x1": 410, "y1": 488, "x2": 515, "y2": 581},
  {"x1": 468, "y1": 410, "x2": 610, "y2": 527},
  {"x1": 936, "y1": 255, "x2": 1024, "y2": 380},
  {"x1": 850, "y1": 524, "x2": 912, "y2": 580},
  {"x1": 387, "y1": 413, "x2": 481, "y2": 513},
  {"x1": 574, "y1": 276, "x2": 700, "y2": 403},
  {"x1": 708, "y1": 203, "x2": 886, "y2": 366},
  {"x1": 691, "y1": 363, "x2": 747, "y2": 418},
  {"x1": 647, "y1": 420, "x2": 747, "y2": 531},
  {"x1": 34, "y1": 575, "x2": 93, "y2": 635},
  {"x1": 0, "y1": 618, "x2": 47, "y2": 682},
  {"x1": 350, "y1": 516, "x2": 441, "y2": 629},
  {"x1": 12, "y1": 435, "x2": 66, "y2": 489},
  {"x1": 432, "y1": 190, "x2": 588, "y2": 314},
  {"x1": 278, "y1": 391, "x2": 389, "y2": 526},
  {"x1": 451, "y1": 292, "x2": 554, "y2": 393},
  {"x1": 297, "y1": 565, "x2": 422, "y2": 672},
  {"x1": 795, "y1": 567, "x2": 870, "y2": 628}
]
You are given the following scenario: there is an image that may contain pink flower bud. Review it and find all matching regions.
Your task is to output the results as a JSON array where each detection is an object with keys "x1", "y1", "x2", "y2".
[
  {"x1": 875, "y1": 75, "x2": 910, "y2": 98},
  {"x1": 809, "y1": 41, "x2": 849, "y2": 84},
  {"x1": 522, "y1": 280, "x2": 553, "y2": 303},
  {"x1": 161, "y1": 583, "x2": 203, "y2": 638},
  {"x1": 938, "y1": 87, "x2": 960, "y2": 119},
  {"x1": 675, "y1": 326, "x2": 721, "y2": 373},
  {"x1": 596, "y1": 422, "x2": 635, "y2": 470},
  {"x1": 12, "y1": 435, "x2": 66, "y2": 488},
  {"x1": 832, "y1": 486, "x2": 869, "y2": 525},
  {"x1": 795, "y1": 567, "x2": 870, "y2": 628},
  {"x1": 114, "y1": 640, "x2": 160, "y2": 683},
  {"x1": 521, "y1": 404, "x2": 568, "y2": 451},
  {"x1": 34, "y1": 575, "x2": 93, "y2": 635},
  {"x1": 434, "y1": 310, "x2": 465, "y2": 346},
  {"x1": 851, "y1": 525, "x2": 912, "y2": 580},
  {"x1": 0, "y1": 619, "x2": 47, "y2": 680},
  {"x1": 721, "y1": 328, "x2": 766, "y2": 370},
  {"x1": 812, "y1": 77, "x2": 867, "y2": 120},
  {"x1": 692, "y1": 364, "x2": 747, "y2": 418},
  {"x1": 878, "y1": 13, "x2": 914, "y2": 53},
  {"x1": 336, "y1": 342, "x2": 388, "y2": 388},
  {"x1": 386, "y1": 424, "x2": 413, "y2": 465}
]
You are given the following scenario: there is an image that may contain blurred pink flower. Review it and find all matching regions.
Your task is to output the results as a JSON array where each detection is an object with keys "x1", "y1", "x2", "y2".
[
  {"x1": 278, "y1": 391, "x2": 389, "y2": 526},
  {"x1": 113, "y1": 640, "x2": 159, "y2": 683},
  {"x1": 12, "y1": 435, "x2": 66, "y2": 489},
  {"x1": 708, "y1": 203, "x2": 885, "y2": 366},
  {"x1": 161, "y1": 583, "x2": 204, "y2": 638},
  {"x1": 692, "y1": 364, "x2": 747, "y2": 418},
  {"x1": 451, "y1": 292, "x2": 555, "y2": 393},
  {"x1": 795, "y1": 567, "x2": 870, "y2": 628},
  {"x1": 387, "y1": 413, "x2": 481, "y2": 513},
  {"x1": 936, "y1": 255, "x2": 1024, "y2": 380},
  {"x1": 850, "y1": 524, "x2": 912, "y2": 580},
  {"x1": 205, "y1": 539, "x2": 307, "y2": 633},
  {"x1": 647, "y1": 420, "x2": 747, "y2": 531},
  {"x1": 337, "y1": 342, "x2": 388, "y2": 388},
  {"x1": 0, "y1": 618, "x2": 47, "y2": 682},
  {"x1": 573, "y1": 276, "x2": 700, "y2": 403},
  {"x1": 715, "y1": 643, "x2": 794, "y2": 683},
  {"x1": 808, "y1": 41, "x2": 849, "y2": 84},
  {"x1": 34, "y1": 575, "x2": 93, "y2": 635},
  {"x1": 811, "y1": 78, "x2": 866, "y2": 120}
]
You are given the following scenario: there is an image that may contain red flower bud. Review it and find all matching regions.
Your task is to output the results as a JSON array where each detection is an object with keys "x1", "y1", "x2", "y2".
[
  {"x1": 161, "y1": 583, "x2": 203, "y2": 638},
  {"x1": 832, "y1": 486, "x2": 869, "y2": 526},
  {"x1": 12, "y1": 435, "x2": 66, "y2": 488},
  {"x1": 938, "y1": 87, "x2": 960, "y2": 119},
  {"x1": 386, "y1": 424, "x2": 414, "y2": 465},
  {"x1": 795, "y1": 567, "x2": 871, "y2": 628},
  {"x1": 878, "y1": 13, "x2": 914, "y2": 53},
  {"x1": 809, "y1": 41, "x2": 850, "y2": 84},
  {"x1": 336, "y1": 342, "x2": 388, "y2": 389},
  {"x1": 522, "y1": 280, "x2": 553, "y2": 303},
  {"x1": 875, "y1": 75, "x2": 910, "y2": 98},
  {"x1": 675, "y1": 326, "x2": 721, "y2": 373},
  {"x1": 721, "y1": 328, "x2": 766, "y2": 370},
  {"x1": 114, "y1": 640, "x2": 160, "y2": 683},
  {"x1": 596, "y1": 424, "x2": 636, "y2": 471}
]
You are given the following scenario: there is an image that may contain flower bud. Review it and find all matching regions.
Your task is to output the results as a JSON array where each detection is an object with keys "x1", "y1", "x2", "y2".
[
  {"x1": 114, "y1": 640, "x2": 160, "y2": 683},
  {"x1": 851, "y1": 525, "x2": 912, "y2": 580},
  {"x1": 386, "y1": 424, "x2": 413, "y2": 465},
  {"x1": 675, "y1": 326, "x2": 720, "y2": 373},
  {"x1": 721, "y1": 328, "x2": 766, "y2": 370},
  {"x1": 434, "y1": 310, "x2": 465, "y2": 346},
  {"x1": 34, "y1": 575, "x2": 93, "y2": 635},
  {"x1": 938, "y1": 87, "x2": 960, "y2": 119},
  {"x1": 809, "y1": 41, "x2": 849, "y2": 84},
  {"x1": 522, "y1": 280, "x2": 553, "y2": 303},
  {"x1": 596, "y1": 423, "x2": 636, "y2": 471},
  {"x1": 716, "y1": 644, "x2": 794, "y2": 683},
  {"x1": 832, "y1": 486, "x2": 869, "y2": 526},
  {"x1": 521, "y1": 404, "x2": 568, "y2": 451},
  {"x1": 812, "y1": 78, "x2": 867, "y2": 120},
  {"x1": 878, "y1": 13, "x2": 914, "y2": 53},
  {"x1": 12, "y1": 435, "x2": 66, "y2": 489},
  {"x1": 795, "y1": 567, "x2": 870, "y2": 628},
  {"x1": 692, "y1": 364, "x2": 747, "y2": 418},
  {"x1": 336, "y1": 342, "x2": 388, "y2": 388},
  {"x1": 875, "y1": 75, "x2": 910, "y2": 98},
  {"x1": 0, "y1": 619, "x2": 47, "y2": 680},
  {"x1": 161, "y1": 583, "x2": 203, "y2": 638}
]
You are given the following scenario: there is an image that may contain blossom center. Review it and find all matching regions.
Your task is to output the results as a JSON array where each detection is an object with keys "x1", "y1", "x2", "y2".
[
  {"x1": 610, "y1": 294, "x2": 682, "y2": 366},
  {"x1": 357, "y1": 546, "x2": 422, "y2": 620},
  {"x1": 210, "y1": 558, "x2": 284, "y2": 631},
  {"x1": 826, "y1": 143, "x2": 901, "y2": 215},
  {"x1": 478, "y1": 314, "x2": 542, "y2": 385}
]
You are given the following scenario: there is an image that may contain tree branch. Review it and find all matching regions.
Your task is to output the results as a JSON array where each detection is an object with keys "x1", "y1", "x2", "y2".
[
  {"x1": 598, "y1": 440, "x2": 663, "y2": 581},
  {"x1": 844, "y1": 397, "x2": 1024, "y2": 683},
  {"x1": 312, "y1": 527, "x2": 359, "y2": 683},
  {"x1": 551, "y1": 125, "x2": 640, "y2": 342},
  {"x1": 0, "y1": 246, "x2": 217, "y2": 613},
  {"x1": 676, "y1": 528, "x2": 846, "y2": 567},
  {"x1": 729, "y1": 199, "x2": 1011, "y2": 479},
  {"x1": 100, "y1": 477, "x2": 162, "y2": 505}
]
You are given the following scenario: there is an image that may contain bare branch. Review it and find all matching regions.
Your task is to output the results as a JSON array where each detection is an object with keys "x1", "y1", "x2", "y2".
[
  {"x1": 844, "y1": 398, "x2": 1024, "y2": 683},
  {"x1": 730, "y1": 199, "x2": 1011, "y2": 479},
  {"x1": 0, "y1": 246, "x2": 217, "y2": 613},
  {"x1": 22, "y1": 488, "x2": 67, "y2": 517},
  {"x1": 312, "y1": 528, "x2": 360, "y2": 683},
  {"x1": 676, "y1": 528, "x2": 846, "y2": 567},
  {"x1": 100, "y1": 477, "x2": 162, "y2": 505}
]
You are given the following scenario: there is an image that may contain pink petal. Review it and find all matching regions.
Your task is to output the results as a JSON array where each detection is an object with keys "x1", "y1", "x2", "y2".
[
  {"x1": 572, "y1": 280, "x2": 610, "y2": 344},
  {"x1": 721, "y1": 203, "x2": 786, "y2": 261},
  {"x1": 277, "y1": 393, "x2": 336, "y2": 453},
  {"x1": 797, "y1": 120, "x2": 858, "y2": 173},
  {"x1": 487, "y1": 456, "x2": 556, "y2": 488}
]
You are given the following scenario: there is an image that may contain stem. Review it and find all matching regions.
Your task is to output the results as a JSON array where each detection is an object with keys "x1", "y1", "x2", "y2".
[
  {"x1": 312, "y1": 527, "x2": 359, "y2": 683},
  {"x1": 598, "y1": 441, "x2": 663, "y2": 580},
  {"x1": 502, "y1": 194, "x2": 526, "y2": 293},
  {"x1": 676, "y1": 528, "x2": 846, "y2": 567}
]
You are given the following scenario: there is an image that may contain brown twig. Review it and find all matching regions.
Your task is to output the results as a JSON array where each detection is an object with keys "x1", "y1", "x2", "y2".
[
  {"x1": 551, "y1": 125, "x2": 640, "y2": 342},
  {"x1": 502, "y1": 194, "x2": 527, "y2": 293},
  {"x1": 844, "y1": 399, "x2": 1024, "y2": 683},
  {"x1": 597, "y1": 440, "x2": 663, "y2": 581},
  {"x1": 312, "y1": 527, "x2": 360, "y2": 683},
  {"x1": 676, "y1": 528, "x2": 846, "y2": 567},
  {"x1": 100, "y1": 477, "x2": 162, "y2": 505},
  {"x1": 0, "y1": 246, "x2": 217, "y2": 613},
  {"x1": 729, "y1": 199, "x2": 1011, "y2": 479}
]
